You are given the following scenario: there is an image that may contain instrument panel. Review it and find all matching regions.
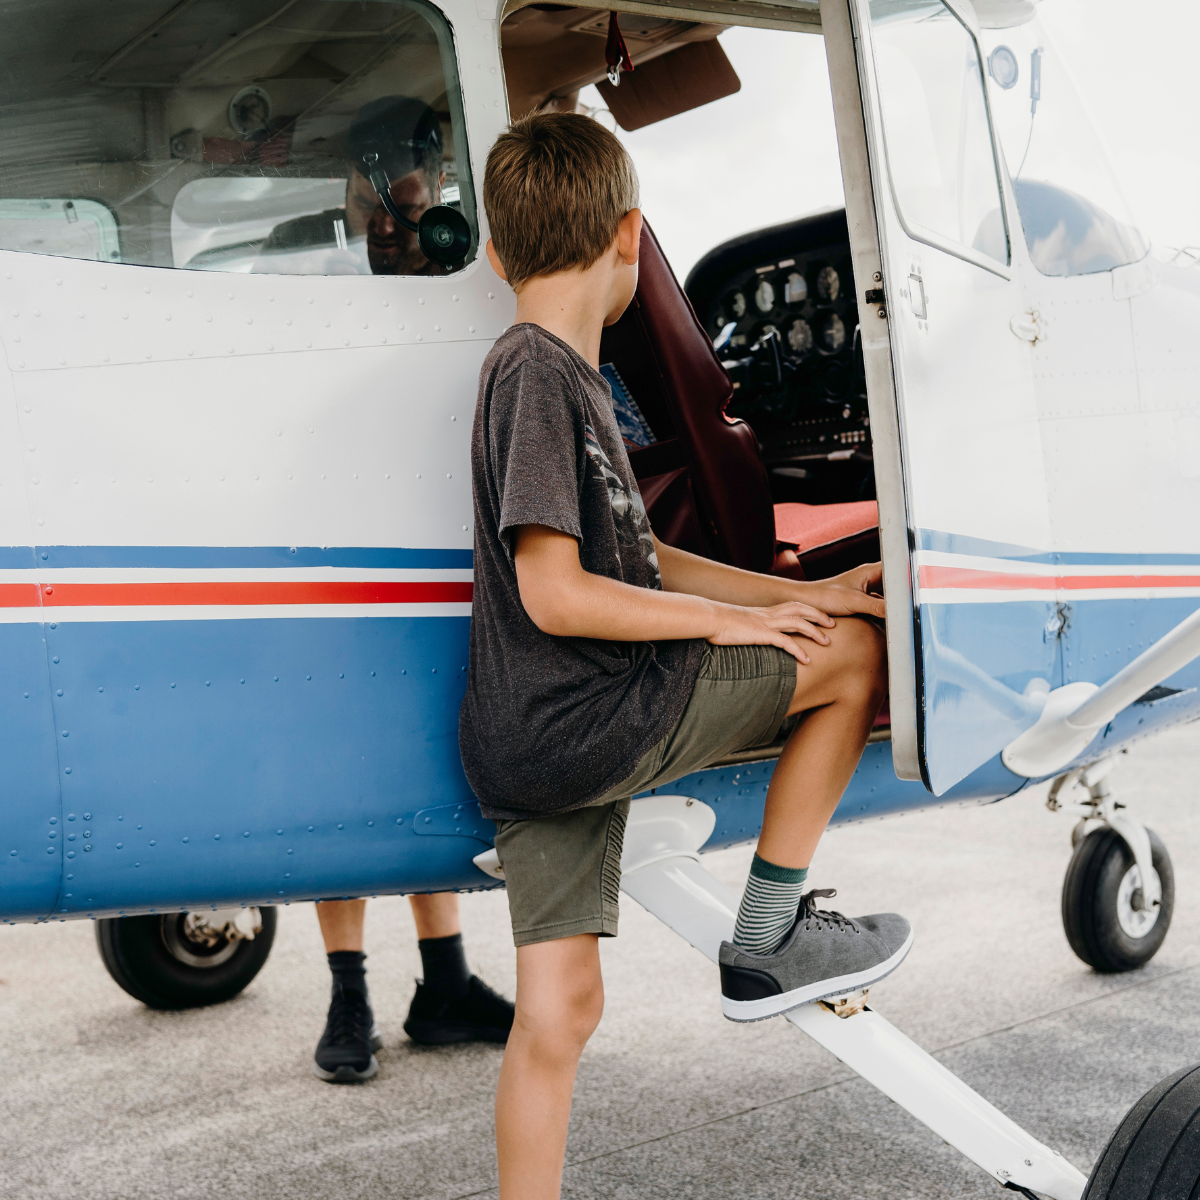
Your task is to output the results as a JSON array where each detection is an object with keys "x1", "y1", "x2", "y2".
[{"x1": 685, "y1": 210, "x2": 872, "y2": 498}]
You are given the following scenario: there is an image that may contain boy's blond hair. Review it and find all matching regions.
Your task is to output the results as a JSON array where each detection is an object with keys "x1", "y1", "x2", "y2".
[{"x1": 483, "y1": 111, "x2": 639, "y2": 289}]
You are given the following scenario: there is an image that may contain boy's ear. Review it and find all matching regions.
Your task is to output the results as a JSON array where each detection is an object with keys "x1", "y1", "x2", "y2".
[
  {"x1": 616, "y1": 209, "x2": 643, "y2": 266},
  {"x1": 485, "y1": 237, "x2": 509, "y2": 282}
]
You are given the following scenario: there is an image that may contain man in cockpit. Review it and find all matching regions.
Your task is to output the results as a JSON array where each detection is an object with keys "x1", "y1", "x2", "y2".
[
  {"x1": 257, "y1": 98, "x2": 514, "y2": 1081},
  {"x1": 253, "y1": 94, "x2": 449, "y2": 278}
]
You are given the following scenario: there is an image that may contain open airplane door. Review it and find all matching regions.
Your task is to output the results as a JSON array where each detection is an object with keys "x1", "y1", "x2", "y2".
[{"x1": 821, "y1": 0, "x2": 1059, "y2": 794}]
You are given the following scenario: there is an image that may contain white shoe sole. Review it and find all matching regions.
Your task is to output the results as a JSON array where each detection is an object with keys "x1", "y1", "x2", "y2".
[{"x1": 720, "y1": 928, "x2": 914, "y2": 1023}]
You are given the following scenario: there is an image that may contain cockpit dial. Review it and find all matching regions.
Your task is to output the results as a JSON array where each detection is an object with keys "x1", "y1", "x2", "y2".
[
  {"x1": 753, "y1": 278, "x2": 775, "y2": 313},
  {"x1": 728, "y1": 290, "x2": 747, "y2": 318},
  {"x1": 817, "y1": 265, "x2": 839, "y2": 303},
  {"x1": 784, "y1": 272, "x2": 807, "y2": 305},
  {"x1": 820, "y1": 312, "x2": 846, "y2": 353},
  {"x1": 787, "y1": 318, "x2": 813, "y2": 355}
]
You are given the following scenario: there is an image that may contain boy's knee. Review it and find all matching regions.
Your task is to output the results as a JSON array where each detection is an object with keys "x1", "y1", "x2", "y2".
[
  {"x1": 836, "y1": 617, "x2": 888, "y2": 704},
  {"x1": 515, "y1": 963, "x2": 604, "y2": 1056}
]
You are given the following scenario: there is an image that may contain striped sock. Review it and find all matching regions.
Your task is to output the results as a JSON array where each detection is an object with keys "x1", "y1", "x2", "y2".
[{"x1": 732, "y1": 855, "x2": 809, "y2": 955}]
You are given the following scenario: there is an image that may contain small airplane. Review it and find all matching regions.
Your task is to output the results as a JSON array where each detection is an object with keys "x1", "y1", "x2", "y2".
[{"x1": 2, "y1": 0, "x2": 1198, "y2": 1194}]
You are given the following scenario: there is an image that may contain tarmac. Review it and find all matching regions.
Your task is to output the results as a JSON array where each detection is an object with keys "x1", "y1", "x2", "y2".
[{"x1": 3, "y1": 721, "x2": 1200, "y2": 1200}]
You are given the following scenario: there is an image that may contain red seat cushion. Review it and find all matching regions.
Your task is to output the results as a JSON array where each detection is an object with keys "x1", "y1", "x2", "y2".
[{"x1": 774, "y1": 501, "x2": 879, "y2": 555}]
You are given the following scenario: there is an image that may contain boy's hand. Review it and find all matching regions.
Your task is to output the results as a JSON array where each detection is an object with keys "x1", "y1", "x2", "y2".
[
  {"x1": 801, "y1": 562, "x2": 886, "y2": 620},
  {"x1": 707, "y1": 601, "x2": 837, "y2": 665}
]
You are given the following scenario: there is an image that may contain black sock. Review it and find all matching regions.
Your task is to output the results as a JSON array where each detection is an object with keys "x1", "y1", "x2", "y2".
[
  {"x1": 327, "y1": 950, "x2": 368, "y2": 998},
  {"x1": 418, "y1": 933, "x2": 471, "y2": 998}
]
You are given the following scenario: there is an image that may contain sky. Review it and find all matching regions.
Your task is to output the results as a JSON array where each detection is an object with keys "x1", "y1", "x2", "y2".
[{"x1": 580, "y1": 0, "x2": 1200, "y2": 284}]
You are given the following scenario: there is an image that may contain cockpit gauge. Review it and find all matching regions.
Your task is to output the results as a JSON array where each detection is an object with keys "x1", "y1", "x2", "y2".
[
  {"x1": 817, "y1": 265, "x2": 840, "y2": 303},
  {"x1": 784, "y1": 272, "x2": 807, "y2": 305},
  {"x1": 787, "y1": 318, "x2": 813, "y2": 355},
  {"x1": 753, "y1": 278, "x2": 775, "y2": 314},
  {"x1": 728, "y1": 291, "x2": 747, "y2": 318},
  {"x1": 820, "y1": 312, "x2": 846, "y2": 353}
]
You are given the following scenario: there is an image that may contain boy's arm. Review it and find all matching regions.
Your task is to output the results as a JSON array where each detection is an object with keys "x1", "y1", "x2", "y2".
[
  {"x1": 513, "y1": 525, "x2": 880, "y2": 664},
  {"x1": 654, "y1": 535, "x2": 885, "y2": 620}
]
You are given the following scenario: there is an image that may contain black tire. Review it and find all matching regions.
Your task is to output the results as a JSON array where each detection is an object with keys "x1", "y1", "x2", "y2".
[
  {"x1": 95, "y1": 908, "x2": 277, "y2": 1010},
  {"x1": 1083, "y1": 1063, "x2": 1200, "y2": 1199},
  {"x1": 1062, "y1": 826, "x2": 1173, "y2": 973}
]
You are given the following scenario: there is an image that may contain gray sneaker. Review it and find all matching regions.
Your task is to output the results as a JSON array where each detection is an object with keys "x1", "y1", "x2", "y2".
[{"x1": 719, "y1": 888, "x2": 913, "y2": 1022}]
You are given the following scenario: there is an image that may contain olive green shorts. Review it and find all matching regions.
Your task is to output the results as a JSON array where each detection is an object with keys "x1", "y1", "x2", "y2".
[{"x1": 493, "y1": 644, "x2": 796, "y2": 947}]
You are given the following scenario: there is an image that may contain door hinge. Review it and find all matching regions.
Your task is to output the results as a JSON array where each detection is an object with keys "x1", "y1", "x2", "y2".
[
  {"x1": 1044, "y1": 602, "x2": 1071, "y2": 642},
  {"x1": 864, "y1": 288, "x2": 884, "y2": 306}
]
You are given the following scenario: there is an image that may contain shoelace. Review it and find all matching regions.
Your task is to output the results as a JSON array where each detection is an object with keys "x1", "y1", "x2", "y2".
[
  {"x1": 799, "y1": 888, "x2": 860, "y2": 935},
  {"x1": 326, "y1": 989, "x2": 373, "y2": 1046}
]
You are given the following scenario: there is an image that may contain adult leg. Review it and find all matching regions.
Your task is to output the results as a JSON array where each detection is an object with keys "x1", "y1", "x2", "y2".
[
  {"x1": 495, "y1": 934, "x2": 604, "y2": 1200},
  {"x1": 313, "y1": 898, "x2": 380, "y2": 1082},
  {"x1": 408, "y1": 892, "x2": 461, "y2": 940},
  {"x1": 404, "y1": 892, "x2": 515, "y2": 1046},
  {"x1": 317, "y1": 897, "x2": 367, "y2": 951}
]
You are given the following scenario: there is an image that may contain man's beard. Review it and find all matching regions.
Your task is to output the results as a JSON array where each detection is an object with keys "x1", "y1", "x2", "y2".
[{"x1": 367, "y1": 236, "x2": 429, "y2": 276}]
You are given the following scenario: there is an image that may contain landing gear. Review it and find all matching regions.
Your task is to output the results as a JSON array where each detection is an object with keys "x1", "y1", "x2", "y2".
[
  {"x1": 95, "y1": 907, "x2": 277, "y2": 1009},
  {"x1": 1050, "y1": 759, "x2": 1174, "y2": 973},
  {"x1": 1083, "y1": 1063, "x2": 1200, "y2": 1199}
]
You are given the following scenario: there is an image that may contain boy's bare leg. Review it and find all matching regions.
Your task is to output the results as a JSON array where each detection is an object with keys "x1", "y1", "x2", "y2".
[
  {"x1": 756, "y1": 616, "x2": 888, "y2": 870},
  {"x1": 496, "y1": 934, "x2": 604, "y2": 1200}
]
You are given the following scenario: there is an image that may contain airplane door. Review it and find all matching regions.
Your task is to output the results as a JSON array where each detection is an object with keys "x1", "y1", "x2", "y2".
[{"x1": 822, "y1": 0, "x2": 1059, "y2": 794}]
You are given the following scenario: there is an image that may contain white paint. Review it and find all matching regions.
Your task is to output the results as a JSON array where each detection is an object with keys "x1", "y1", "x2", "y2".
[{"x1": 1179, "y1": 416, "x2": 1200, "y2": 479}]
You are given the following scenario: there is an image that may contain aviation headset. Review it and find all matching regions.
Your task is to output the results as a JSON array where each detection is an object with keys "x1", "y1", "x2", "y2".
[{"x1": 346, "y1": 95, "x2": 470, "y2": 267}]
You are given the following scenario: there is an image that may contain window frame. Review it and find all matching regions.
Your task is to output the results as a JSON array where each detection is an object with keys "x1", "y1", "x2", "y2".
[{"x1": 867, "y1": 0, "x2": 1014, "y2": 280}]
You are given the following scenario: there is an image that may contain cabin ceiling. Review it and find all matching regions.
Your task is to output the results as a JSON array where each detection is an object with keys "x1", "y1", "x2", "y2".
[{"x1": 502, "y1": 5, "x2": 729, "y2": 118}]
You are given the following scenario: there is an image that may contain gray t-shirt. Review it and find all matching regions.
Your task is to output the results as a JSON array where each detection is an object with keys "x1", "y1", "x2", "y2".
[{"x1": 459, "y1": 324, "x2": 705, "y2": 821}]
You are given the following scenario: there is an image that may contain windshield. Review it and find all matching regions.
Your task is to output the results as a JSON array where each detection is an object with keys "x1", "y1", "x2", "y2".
[{"x1": 980, "y1": 17, "x2": 1147, "y2": 276}]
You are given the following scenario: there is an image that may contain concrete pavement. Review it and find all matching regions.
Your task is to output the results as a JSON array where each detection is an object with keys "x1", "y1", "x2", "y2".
[{"x1": 3, "y1": 722, "x2": 1199, "y2": 1200}]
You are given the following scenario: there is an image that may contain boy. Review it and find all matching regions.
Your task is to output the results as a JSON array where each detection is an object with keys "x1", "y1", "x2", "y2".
[{"x1": 460, "y1": 112, "x2": 912, "y2": 1199}]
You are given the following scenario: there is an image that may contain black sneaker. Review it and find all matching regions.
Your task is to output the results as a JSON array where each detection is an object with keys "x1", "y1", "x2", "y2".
[
  {"x1": 403, "y1": 975, "x2": 514, "y2": 1045},
  {"x1": 313, "y1": 983, "x2": 385, "y2": 1082},
  {"x1": 719, "y1": 888, "x2": 913, "y2": 1022}
]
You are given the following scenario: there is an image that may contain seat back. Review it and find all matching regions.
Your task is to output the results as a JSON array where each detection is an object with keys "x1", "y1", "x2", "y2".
[{"x1": 601, "y1": 222, "x2": 777, "y2": 573}]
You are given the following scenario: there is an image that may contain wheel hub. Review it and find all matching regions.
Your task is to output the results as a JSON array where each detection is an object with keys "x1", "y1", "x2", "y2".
[
  {"x1": 1117, "y1": 865, "x2": 1161, "y2": 939},
  {"x1": 159, "y1": 909, "x2": 261, "y2": 968}
]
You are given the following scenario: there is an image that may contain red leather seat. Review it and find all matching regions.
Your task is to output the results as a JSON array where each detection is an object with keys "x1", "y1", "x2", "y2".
[{"x1": 602, "y1": 221, "x2": 879, "y2": 581}]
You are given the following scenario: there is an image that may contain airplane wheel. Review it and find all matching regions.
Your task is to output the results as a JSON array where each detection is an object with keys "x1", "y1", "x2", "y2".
[
  {"x1": 1082, "y1": 1063, "x2": 1200, "y2": 1199},
  {"x1": 95, "y1": 908, "x2": 277, "y2": 1010},
  {"x1": 1062, "y1": 827, "x2": 1173, "y2": 973}
]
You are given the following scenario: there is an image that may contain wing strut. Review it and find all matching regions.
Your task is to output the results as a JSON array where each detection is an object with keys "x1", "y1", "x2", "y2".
[
  {"x1": 617, "y1": 797, "x2": 1088, "y2": 1200},
  {"x1": 1003, "y1": 605, "x2": 1200, "y2": 779}
]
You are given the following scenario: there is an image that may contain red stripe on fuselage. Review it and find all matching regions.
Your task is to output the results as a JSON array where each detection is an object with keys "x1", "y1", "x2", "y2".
[
  {"x1": 21, "y1": 581, "x2": 473, "y2": 607},
  {"x1": 919, "y1": 567, "x2": 1200, "y2": 591},
  {"x1": 0, "y1": 583, "x2": 41, "y2": 606}
]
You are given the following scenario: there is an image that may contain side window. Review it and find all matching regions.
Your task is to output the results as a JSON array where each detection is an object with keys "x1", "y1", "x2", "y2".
[
  {"x1": 980, "y1": 25, "x2": 1147, "y2": 277},
  {"x1": 868, "y1": 0, "x2": 1008, "y2": 266},
  {"x1": 1, "y1": 0, "x2": 475, "y2": 277},
  {"x1": 0, "y1": 200, "x2": 121, "y2": 262}
]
